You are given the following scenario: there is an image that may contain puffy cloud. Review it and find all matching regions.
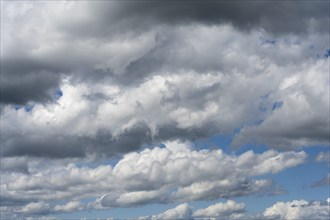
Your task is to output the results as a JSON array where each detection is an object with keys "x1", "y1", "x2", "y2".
[
  {"x1": 2, "y1": 53, "x2": 329, "y2": 158},
  {"x1": 263, "y1": 199, "x2": 330, "y2": 220},
  {"x1": 143, "y1": 203, "x2": 193, "y2": 220},
  {"x1": 1, "y1": 1, "x2": 328, "y2": 219},
  {"x1": 1, "y1": 1, "x2": 329, "y2": 155},
  {"x1": 0, "y1": 144, "x2": 306, "y2": 218},
  {"x1": 53, "y1": 201, "x2": 83, "y2": 213},
  {"x1": 157, "y1": 203, "x2": 192, "y2": 220},
  {"x1": 231, "y1": 58, "x2": 330, "y2": 149},
  {"x1": 141, "y1": 201, "x2": 246, "y2": 220},
  {"x1": 141, "y1": 198, "x2": 330, "y2": 220},
  {"x1": 18, "y1": 201, "x2": 51, "y2": 216},
  {"x1": 193, "y1": 200, "x2": 246, "y2": 219}
]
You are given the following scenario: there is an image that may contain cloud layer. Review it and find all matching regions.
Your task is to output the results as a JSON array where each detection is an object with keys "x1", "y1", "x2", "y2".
[
  {"x1": 1, "y1": 1, "x2": 329, "y2": 159},
  {"x1": 1, "y1": 143, "x2": 306, "y2": 218},
  {"x1": 142, "y1": 198, "x2": 330, "y2": 220}
]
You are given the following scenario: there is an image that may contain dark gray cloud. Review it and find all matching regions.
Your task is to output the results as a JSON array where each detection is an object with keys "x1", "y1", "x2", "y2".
[
  {"x1": 63, "y1": 1, "x2": 329, "y2": 37},
  {"x1": 1, "y1": 123, "x2": 151, "y2": 158},
  {"x1": 0, "y1": 70, "x2": 60, "y2": 105},
  {"x1": 0, "y1": 195, "x2": 32, "y2": 207}
]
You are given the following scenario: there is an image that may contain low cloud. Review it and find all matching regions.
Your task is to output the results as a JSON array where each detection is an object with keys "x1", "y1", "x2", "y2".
[
  {"x1": 193, "y1": 200, "x2": 246, "y2": 219},
  {"x1": 141, "y1": 198, "x2": 330, "y2": 220},
  {"x1": 0, "y1": 143, "x2": 306, "y2": 218},
  {"x1": 263, "y1": 198, "x2": 330, "y2": 220}
]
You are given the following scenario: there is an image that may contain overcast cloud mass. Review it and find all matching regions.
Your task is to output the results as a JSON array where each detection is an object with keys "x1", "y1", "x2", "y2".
[{"x1": 0, "y1": 0, "x2": 329, "y2": 219}]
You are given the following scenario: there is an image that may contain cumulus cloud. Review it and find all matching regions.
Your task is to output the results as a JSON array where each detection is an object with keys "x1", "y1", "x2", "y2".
[
  {"x1": 0, "y1": 143, "x2": 306, "y2": 218},
  {"x1": 193, "y1": 200, "x2": 246, "y2": 219},
  {"x1": 141, "y1": 201, "x2": 246, "y2": 220},
  {"x1": 141, "y1": 203, "x2": 193, "y2": 220},
  {"x1": 1, "y1": 54, "x2": 329, "y2": 158},
  {"x1": 1, "y1": 1, "x2": 329, "y2": 157},
  {"x1": 141, "y1": 198, "x2": 330, "y2": 220},
  {"x1": 18, "y1": 201, "x2": 51, "y2": 216},
  {"x1": 263, "y1": 198, "x2": 330, "y2": 220},
  {"x1": 53, "y1": 201, "x2": 83, "y2": 213}
]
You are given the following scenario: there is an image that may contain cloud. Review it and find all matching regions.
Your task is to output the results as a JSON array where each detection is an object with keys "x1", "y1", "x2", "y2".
[
  {"x1": 18, "y1": 201, "x2": 51, "y2": 216},
  {"x1": 2, "y1": 52, "x2": 329, "y2": 158},
  {"x1": 141, "y1": 203, "x2": 193, "y2": 220},
  {"x1": 53, "y1": 201, "x2": 83, "y2": 213},
  {"x1": 140, "y1": 201, "x2": 246, "y2": 220},
  {"x1": 1, "y1": 1, "x2": 329, "y2": 153},
  {"x1": 55, "y1": 1, "x2": 330, "y2": 36},
  {"x1": 193, "y1": 200, "x2": 246, "y2": 219},
  {"x1": 1, "y1": 1, "x2": 329, "y2": 219},
  {"x1": 231, "y1": 58, "x2": 330, "y2": 149},
  {"x1": 141, "y1": 198, "x2": 330, "y2": 220},
  {"x1": 263, "y1": 199, "x2": 330, "y2": 220},
  {"x1": 0, "y1": 143, "x2": 306, "y2": 218}
]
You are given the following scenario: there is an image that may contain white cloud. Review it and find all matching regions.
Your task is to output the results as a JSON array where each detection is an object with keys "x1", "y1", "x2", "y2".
[
  {"x1": 1, "y1": 144, "x2": 306, "y2": 217},
  {"x1": 193, "y1": 200, "x2": 245, "y2": 218},
  {"x1": 151, "y1": 203, "x2": 192, "y2": 220},
  {"x1": 19, "y1": 201, "x2": 51, "y2": 215},
  {"x1": 263, "y1": 199, "x2": 330, "y2": 219},
  {"x1": 53, "y1": 201, "x2": 82, "y2": 213},
  {"x1": 140, "y1": 198, "x2": 330, "y2": 220}
]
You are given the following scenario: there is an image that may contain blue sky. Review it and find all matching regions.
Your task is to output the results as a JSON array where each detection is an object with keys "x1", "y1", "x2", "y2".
[{"x1": 1, "y1": 1, "x2": 329, "y2": 219}]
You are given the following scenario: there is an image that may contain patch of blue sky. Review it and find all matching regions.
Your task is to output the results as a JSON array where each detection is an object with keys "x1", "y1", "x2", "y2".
[
  {"x1": 54, "y1": 89, "x2": 63, "y2": 100},
  {"x1": 14, "y1": 105, "x2": 22, "y2": 111},
  {"x1": 193, "y1": 132, "x2": 235, "y2": 153},
  {"x1": 235, "y1": 146, "x2": 329, "y2": 213},
  {"x1": 263, "y1": 39, "x2": 276, "y2": 45},
  {"x1": 24, "y1": 104, "x2": 34, "y2": 112},
  {"x1": 260, "y1": 38, "x2": 276, "y2": 47},
  {"x1": 272, "y1": 155, "x2": 328, "y2": 199},
  {"x1": 272, "y1": 101, "x2": 283, "y2": 111},
  {"x1": 13, "y1": 103, "x2": 35, "y2": 112},
  {"x1": 257, "y1": 92, "x2": 274, "y2": 112},
  {"x1": 316, "y1": 49, "x2": 330, "y2": 59}
]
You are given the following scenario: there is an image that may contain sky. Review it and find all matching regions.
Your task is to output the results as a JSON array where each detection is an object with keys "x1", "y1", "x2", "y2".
[{"x1": 0, "y1": 0, "x2": 329, "y2": 219}]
